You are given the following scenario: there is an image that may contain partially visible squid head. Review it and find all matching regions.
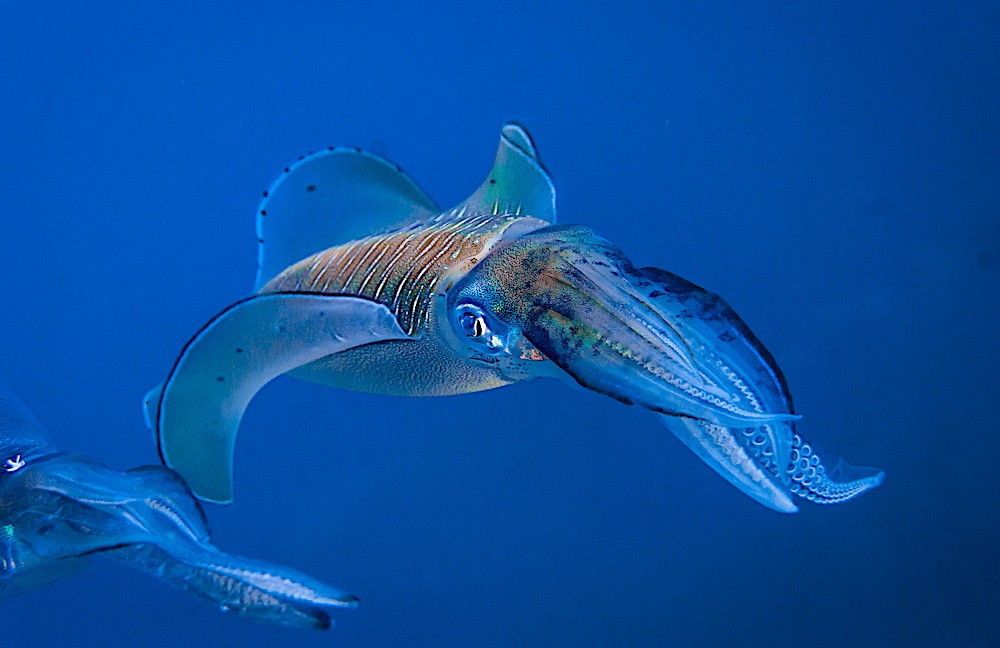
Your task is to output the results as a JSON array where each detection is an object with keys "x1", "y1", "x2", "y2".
[
  {"x1": 443, "y1": 288, "x2": 564, "y2": 383},
  {"x1": 444, "y1": 223, "x2": 791, "y2": 425},
  {"x1": 443, "y1": 224, "x2": 883, "y2": 512}
]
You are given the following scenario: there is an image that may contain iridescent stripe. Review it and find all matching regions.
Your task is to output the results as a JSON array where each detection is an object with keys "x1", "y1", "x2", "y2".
[{"x1": 263, "y1": 212, "x2": 520, "y2": 334}]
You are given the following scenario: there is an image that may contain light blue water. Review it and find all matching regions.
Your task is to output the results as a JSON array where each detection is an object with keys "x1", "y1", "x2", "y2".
[{"x1": 1, "y1": 2, "x2": 997, "y2": 646}]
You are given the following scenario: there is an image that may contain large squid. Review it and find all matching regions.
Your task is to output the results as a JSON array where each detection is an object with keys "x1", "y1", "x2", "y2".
[{"x1": 146, "y1": 124, "x2": 883, "y2": 513}]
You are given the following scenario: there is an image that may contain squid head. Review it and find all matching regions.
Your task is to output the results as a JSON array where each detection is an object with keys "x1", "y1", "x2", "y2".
[{"x1": 444, "y1": 224, "x2": 883, "y2": 512}]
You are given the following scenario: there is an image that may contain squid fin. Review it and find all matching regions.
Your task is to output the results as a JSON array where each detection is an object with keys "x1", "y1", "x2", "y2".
[
  {"x1": 152, "y1": 293, "x2": 409, "y2": 504},
  {"x1": 457, "y1": 122, "x2": 557, "y2": 224},
  {"x1": 254, "y1": 147, "x2": 440, "y2": 291}
]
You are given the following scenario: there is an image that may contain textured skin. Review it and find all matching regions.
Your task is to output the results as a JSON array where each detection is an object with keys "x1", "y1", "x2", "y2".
[
  {"x1": 149, "y1": 123, "x2": 883, "y2": 512},
  {"x1": 1, "y1": 382, "x2": 359, "y2": 627},
  {"x1": 262, "y1": 210, "x2": 548, "y2": 396}
]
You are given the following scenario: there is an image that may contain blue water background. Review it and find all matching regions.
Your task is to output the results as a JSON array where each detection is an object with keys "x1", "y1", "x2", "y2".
[{"x1": 2, "y1": 2, "x2": 998, "y2": 646}]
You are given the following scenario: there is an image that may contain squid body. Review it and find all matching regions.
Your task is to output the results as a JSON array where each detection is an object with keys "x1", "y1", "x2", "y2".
[
  {"x1": 145, "y1": 124, "x2": 883, "y2": 513},
  {"x1": 0, "y1": 384, "x2": 355, "y2": 629}
]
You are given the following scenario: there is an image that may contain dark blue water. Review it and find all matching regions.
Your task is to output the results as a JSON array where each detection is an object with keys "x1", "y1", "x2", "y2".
[{"x1": 2, "y1": 1, "x2": 997, "y2": 646}]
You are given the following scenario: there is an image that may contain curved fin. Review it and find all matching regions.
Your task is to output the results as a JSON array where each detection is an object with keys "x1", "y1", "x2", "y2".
[
  {"x1": 153, "y1": 293, "x2": 410, "y2": 504},
  {"x1": 457, "y1": 122, "x2": 556, "y2": 224},
  {"x1": 254, "y1": 149, "x2": 440, "y2": 291},
  {"x1": 142, "y1": 383, "x2": 163, "y2": 432}
]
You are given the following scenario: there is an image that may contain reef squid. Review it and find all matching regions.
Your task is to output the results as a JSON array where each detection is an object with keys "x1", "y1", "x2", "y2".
[
  {"x1": 0, "y1": 382, "x2": 356, "y2": 629},
  {"x1": 145, "y1": 124, "x2": 883, "y2": 513}
]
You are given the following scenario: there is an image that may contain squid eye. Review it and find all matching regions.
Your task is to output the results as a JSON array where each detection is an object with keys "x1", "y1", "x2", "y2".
[
  {"x1": 452, "y1": 303, "x2": 513, "y2": 356},
  {"x1": 459, "y1": 311, "x2": 488, "y2": 338}
]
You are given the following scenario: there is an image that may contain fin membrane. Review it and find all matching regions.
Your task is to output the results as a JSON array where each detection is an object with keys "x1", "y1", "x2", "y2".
[
  {"x1": 254, "y1": 123, "x2": 557, "y2": 291},
  {"x1": 255, "y1": 148, "x2": 440, "y2": 291},
  {"x1": 153, "y1": 293, "x2": 410, "y2": 504},
  {"x1": 457, "y1": 122, "x2": 557, "y2": 224}
]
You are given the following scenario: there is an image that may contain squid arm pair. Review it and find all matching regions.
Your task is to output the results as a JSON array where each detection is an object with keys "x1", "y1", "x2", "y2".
[
  {"x1": 146, "y1": 123, "x2": 883, "y2": 513},
  {"x1": 0, "y1": 384, "x2": 355, "y2": 629}
]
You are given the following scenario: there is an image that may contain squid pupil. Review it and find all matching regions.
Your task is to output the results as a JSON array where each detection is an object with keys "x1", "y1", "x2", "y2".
[{"x1": 459, "y1": 311, "x2": 488, "y2": 338}]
